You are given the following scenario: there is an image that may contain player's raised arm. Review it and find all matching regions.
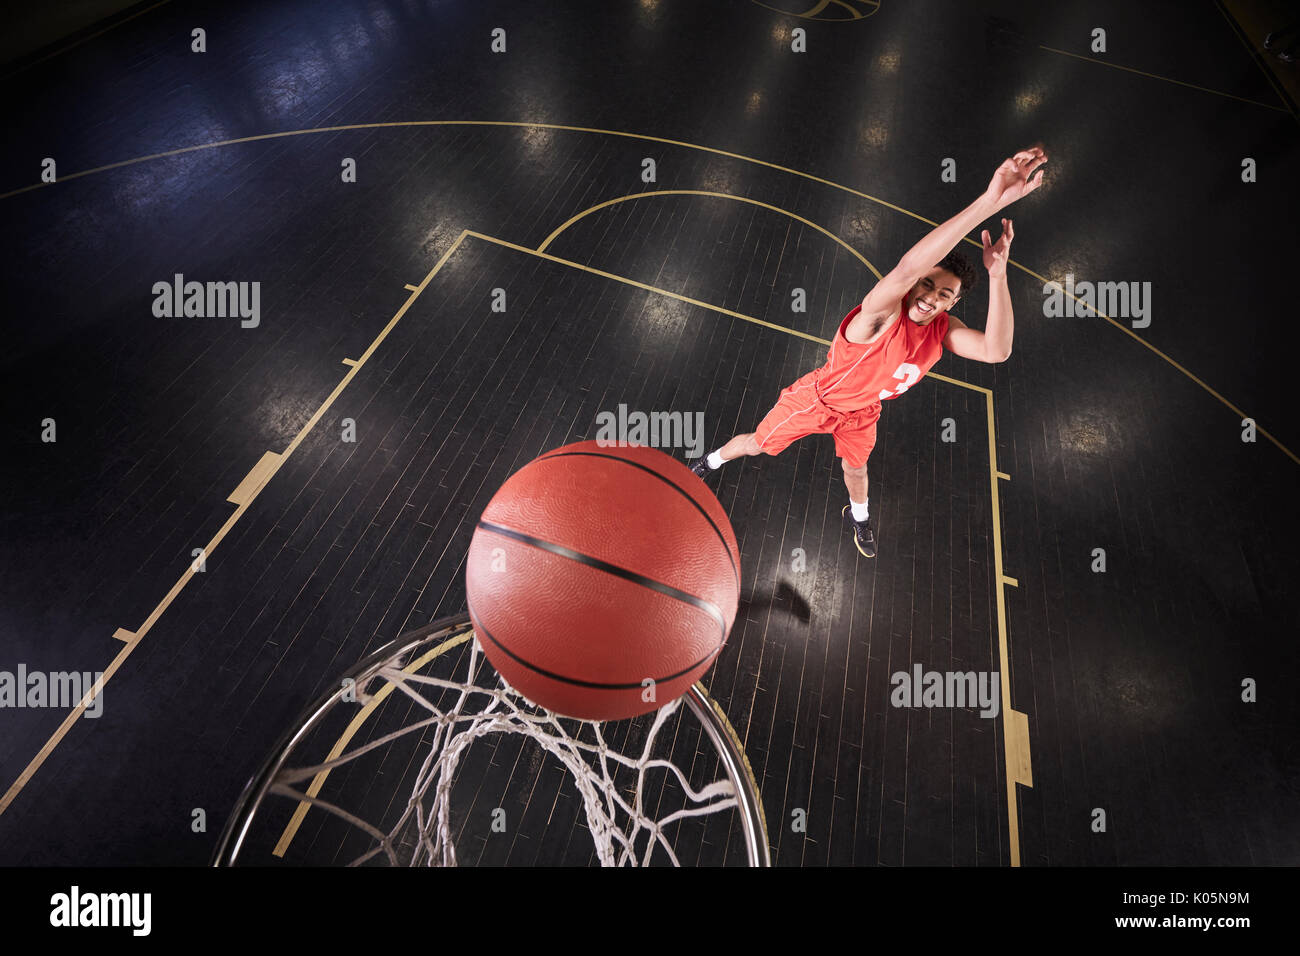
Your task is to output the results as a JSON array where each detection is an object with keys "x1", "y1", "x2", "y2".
[
  {"x1": 943, "y1": 218, "x2": 1016, "y2": 362},
  {"x1": 859, "y1": 147, "x2": 1046, "y2": 324}
]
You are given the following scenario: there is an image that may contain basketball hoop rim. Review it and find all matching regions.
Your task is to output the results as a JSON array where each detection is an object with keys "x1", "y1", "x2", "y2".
[{"x1": 211, "y1": 612, "x2": 770, "y2": 867}]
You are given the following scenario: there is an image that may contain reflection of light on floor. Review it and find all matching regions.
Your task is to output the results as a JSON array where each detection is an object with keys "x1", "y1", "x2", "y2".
[
  {"x1": 1043, "y1": 259, "x2": 1085, "y2": 293},
  {"x1": 859, "y1": 124, "x2": 889, "y2": 149},
  {"x1": 416, "y1": 218, "x2": 464, "y2": 260},
  {"x1": 522, "y1": 126, "x2": 553, "y2": 152},
  {"x1": 330, "y1": 22, "x2": 373, "y2": 64},
  {"x1": 746, "y1": 91, "x2": 763, "y2": 116},
  {"x1": 697, "y1": 162, "x2": 737, "y2": 193},
  {"x1": 876, "y1": 51, "x2": 900, "y2": 73},
  {"x1": 844, "y1": 214, "x2": 878, "y2": 245},
  {"x1": 367, "y1": 4, "x2": 397, "y2": 40},
  {"x1": 1061, "y1": 412, "x2": 1111, "y2": 456},
  {"x1": 639, "y1": 297, "x2": 692, "y2": 347},
  {"x1": 1015, "y1": 87, "x2": 1044, "y2": 112},
  {"x1": 1108, "y1": 666, "x2": 1179, "y2": 728},
  {"x1": 253, "y1": 45, "x2": 329, "y2": 118}
]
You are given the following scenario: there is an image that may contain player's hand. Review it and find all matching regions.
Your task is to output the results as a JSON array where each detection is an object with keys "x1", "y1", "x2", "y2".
[
  {"x1": 982, "y1": 218, "x2": 1013, "y2": 278},
  {"x1": 984, "y1": 147, "x2": 1047, "y2": 209}
]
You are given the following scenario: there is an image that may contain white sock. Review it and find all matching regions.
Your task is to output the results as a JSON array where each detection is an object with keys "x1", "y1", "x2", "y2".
[
  {"x1": 706, "y1": 450, "x2": 724, "y2": 469},
  {"x1": 850, "y1": 498, "x2": 869, "y2": 522}
]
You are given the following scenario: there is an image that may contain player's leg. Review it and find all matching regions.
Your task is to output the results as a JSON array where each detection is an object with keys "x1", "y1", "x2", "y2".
[
  {"x1": 832, "y1": 408, "x2": 880, "y2": 558},
  {"x1": 690, "y1": 374, "x2": 822, "y2": 477},
  {"x1": 840, "y1": 459, "x2": 876, "y2": 558},
  {"x1": 718, "y1": 432, "x2": 763, "y2": 460},
  {"x1": 689, "y1": 432, "x2": 763, "y2": 477},
  {"x1": 842, "y1": 458, "x2": 869, "y2": 506}
]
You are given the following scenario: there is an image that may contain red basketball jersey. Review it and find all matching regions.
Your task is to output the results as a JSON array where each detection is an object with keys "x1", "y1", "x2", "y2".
[{"x1": 813, "y1": 297, "x2": 950, "y2": 412}]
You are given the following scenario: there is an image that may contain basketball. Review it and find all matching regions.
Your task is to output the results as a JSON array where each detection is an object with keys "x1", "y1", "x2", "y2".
[{"x1": 465, "y1": 440, "x2": 740, "y2": 720}]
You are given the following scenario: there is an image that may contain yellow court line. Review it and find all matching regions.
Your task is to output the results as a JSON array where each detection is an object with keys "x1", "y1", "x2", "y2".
[
  {"x1": 984, "y1": 388, "x2": 1029, "y2": 866},
  {"x1": 1027, "y1": 275, "x2": 1299, "y2": 466},
  {"x1": 280, "y1": 238, "x2": 465, "y2": 462},
  {"x1": 227, "y1": 451, "x2": 280, "y2": 506},
  {"x1": 1009, "y1": 709, "x2": 1033, "y2": 789},
  {"x1": 2, "y1": 513, "x2": 219, "y2": 814},
  {"x1": 1038, "y1": 45, "x2": 1290, "y2": 113},
  {"x1": 0, "y1": 233, "x2": 472, "y2": 819},
  {"x1": 1, "y1": 119, "x2": 1286, "y2": 466},
  {"x1": 0, "y1": 121, "x2": 931, "y2": 217},
  {"x1": 539, "y1": 188, "x2": 883, "y2": 279},
  {"x1": 470, "y1": 229, "x2": 835, "y2": 346},
  {"x1": 997, "y1": 471, "x2": 1010, "y2": 480},
  {"x1": 925, "y1": 369, "x2": 987, "y2": 396}
]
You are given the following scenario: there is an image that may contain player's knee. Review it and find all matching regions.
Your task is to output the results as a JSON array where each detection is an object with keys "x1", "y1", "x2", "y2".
[
  {"x1": 841, "y1": 459, "x2": 868, "y2": 476},
  {"x1": 745, "y1": 434, "x2": 763, "y2": 456}
]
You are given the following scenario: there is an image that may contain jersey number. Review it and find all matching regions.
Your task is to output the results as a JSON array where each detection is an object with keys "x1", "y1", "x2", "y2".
[{"x1": 879, "y1": 363, "x2": 921, "y2": 400}]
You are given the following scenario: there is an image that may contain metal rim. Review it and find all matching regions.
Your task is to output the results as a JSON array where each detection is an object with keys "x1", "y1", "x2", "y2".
[{"x1": 212, "y1": 612, "x2": 770, "y2": 866}]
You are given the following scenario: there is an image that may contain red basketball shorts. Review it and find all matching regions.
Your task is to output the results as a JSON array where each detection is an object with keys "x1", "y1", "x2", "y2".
[{"x1": 753, "y1": 371, "x2": 882, "y2": 469}]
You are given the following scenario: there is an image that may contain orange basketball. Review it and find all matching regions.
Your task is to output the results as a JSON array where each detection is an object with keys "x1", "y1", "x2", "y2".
[{"x1": 465, "y1": 440, "x2": 740, "y2": 720}]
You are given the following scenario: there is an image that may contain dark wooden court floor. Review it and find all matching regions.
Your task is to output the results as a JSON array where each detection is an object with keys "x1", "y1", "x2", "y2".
[{"x1": 1, "y1": 0, "x2": 1297, "y2": 866}]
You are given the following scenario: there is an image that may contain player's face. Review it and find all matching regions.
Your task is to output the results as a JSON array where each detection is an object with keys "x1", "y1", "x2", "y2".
[{"x1": 905, "y1": 268, "x2": 961, "y2": 326}]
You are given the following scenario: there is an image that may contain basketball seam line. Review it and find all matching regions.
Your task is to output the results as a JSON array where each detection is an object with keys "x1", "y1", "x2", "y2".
[
  {"x1": 533, "y1": 449, "x2": 740, "y2": 588},
  {"x1": 469, "y1": 605, "x2": 725, "y2": 690},
  {"x1": 476, "y1": 519, "x2": 728, "y2": 634}
]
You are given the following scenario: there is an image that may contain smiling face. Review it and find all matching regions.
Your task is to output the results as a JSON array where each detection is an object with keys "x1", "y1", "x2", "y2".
[{"x1": 904, "y1": 267, "x2": 962, "y2": 326}]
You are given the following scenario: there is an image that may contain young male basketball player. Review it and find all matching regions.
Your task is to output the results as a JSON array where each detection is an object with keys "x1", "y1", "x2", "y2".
[{"x1": 690, "y1": 146, "x2": 1047, "y2": 557}]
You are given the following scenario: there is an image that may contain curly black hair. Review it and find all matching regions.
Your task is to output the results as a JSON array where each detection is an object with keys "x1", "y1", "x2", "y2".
[{"x1": 937, "y1": 251, "x2": 978, "y2": 299}]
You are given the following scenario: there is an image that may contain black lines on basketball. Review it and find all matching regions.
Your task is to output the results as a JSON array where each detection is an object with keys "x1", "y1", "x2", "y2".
[
  {"x1": 535, "y1": 447, "x2": 739, "y2": 588},
  {"x1": 470, "y1": 608, "x2": 724, "y2": 690},
  {"x1": 476, "y1": 519, "x2": 727, "y2": 636},
  {"x1": 464, "y1": 439, "x2": 740, "y2": 720}
]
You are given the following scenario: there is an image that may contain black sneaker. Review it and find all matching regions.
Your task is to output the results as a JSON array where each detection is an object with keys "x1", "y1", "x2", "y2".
[
  {"x1": 842, "y1": 505, "x2": 876, "y2": 558},
  {"x1": 687, "y1": 456, "x2": 715, "y2": 479}
]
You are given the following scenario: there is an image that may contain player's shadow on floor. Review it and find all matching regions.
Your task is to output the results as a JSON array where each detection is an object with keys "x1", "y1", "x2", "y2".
[{"x1": 738, "y1": 581, "x2": 811, "y2": 624}]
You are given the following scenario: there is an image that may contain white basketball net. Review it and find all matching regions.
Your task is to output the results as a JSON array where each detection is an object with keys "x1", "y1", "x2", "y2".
[{"x1": 266, "y1": 633, "x2": 751, "y2": 866}]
